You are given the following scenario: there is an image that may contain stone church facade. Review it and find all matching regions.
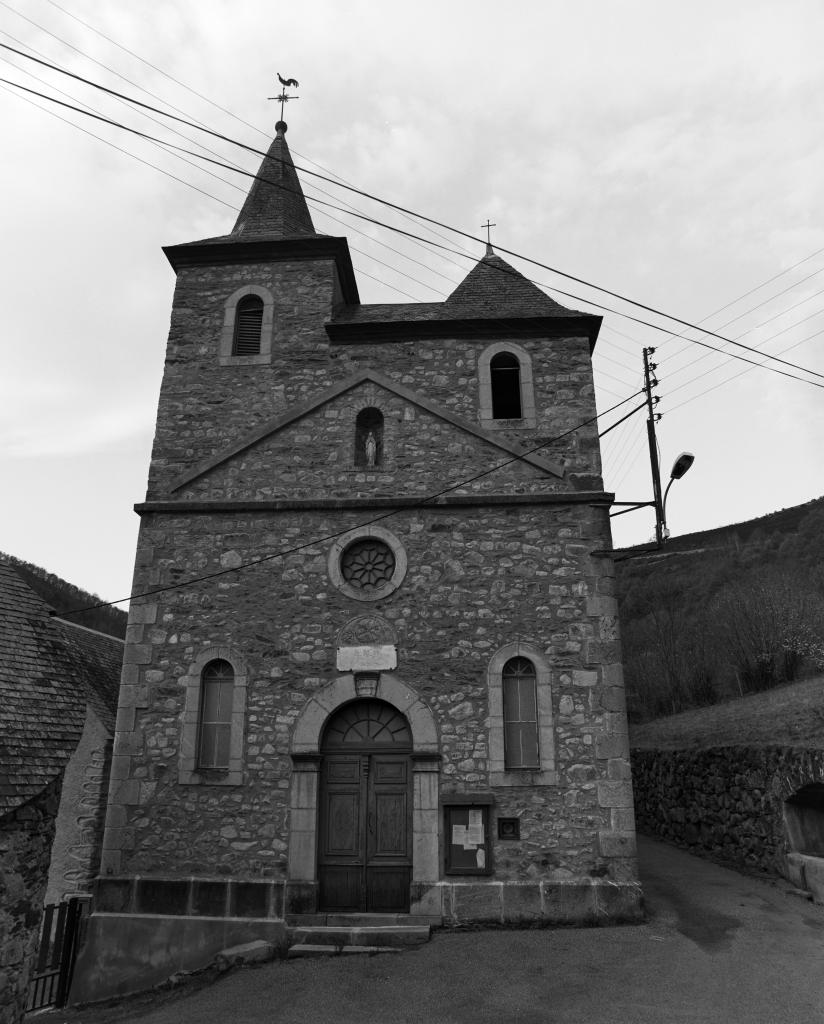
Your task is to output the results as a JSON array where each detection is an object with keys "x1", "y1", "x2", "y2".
[{"x1": 75, "y1": 120, "x2": 640, "y2": 998}]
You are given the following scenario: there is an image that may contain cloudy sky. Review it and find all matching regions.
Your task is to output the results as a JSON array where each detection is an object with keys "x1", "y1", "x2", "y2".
[{"x1": 1, "y1": 0, "x2": 822, "y2": 607}]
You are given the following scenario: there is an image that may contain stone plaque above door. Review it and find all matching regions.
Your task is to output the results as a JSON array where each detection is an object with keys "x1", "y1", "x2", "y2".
[{"x1": 336, "y1": 614, "x2": 398, "y2": 672}]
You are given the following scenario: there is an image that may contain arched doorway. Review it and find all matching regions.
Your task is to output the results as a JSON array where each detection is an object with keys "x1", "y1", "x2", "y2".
[{"x1": 318, "y1": 699, "x2": 413, "y2": 912}]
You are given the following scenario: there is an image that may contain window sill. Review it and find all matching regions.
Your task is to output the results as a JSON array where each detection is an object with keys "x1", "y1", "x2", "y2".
[
  {"x1": 480, "y1": 417, "x2": 537, "y2": 430},
  {"x1": 218, "y1": 354, "x2": 271, "y2": 367},
  {"x1": 490, "y1": 769, "x2": 557, "y2": 788},
  {"x1": 179, "y1": 768, "x2": 243, "y2": 786}
]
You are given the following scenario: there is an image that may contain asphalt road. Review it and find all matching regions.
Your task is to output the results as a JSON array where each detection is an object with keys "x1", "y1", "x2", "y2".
[{"x1": 45, "y1": 837, "x2": 824, "y2": 1024}]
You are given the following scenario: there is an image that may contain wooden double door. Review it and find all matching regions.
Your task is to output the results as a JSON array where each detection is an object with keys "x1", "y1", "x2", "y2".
[{"x1": 318, "y1": 701, "x2": 413, "y2": 913}]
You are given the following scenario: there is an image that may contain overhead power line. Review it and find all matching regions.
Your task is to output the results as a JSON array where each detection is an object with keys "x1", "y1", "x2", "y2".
[
  {"x1": 2, "y1": 41, "x2": 824, "y2": 389},
  {"x1": 4, "y1": 70, "x2": 824, "y2": 395}
]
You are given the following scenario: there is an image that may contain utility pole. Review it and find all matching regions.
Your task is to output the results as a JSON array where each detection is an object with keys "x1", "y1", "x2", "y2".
[{"x1": 643, "y1": 347, "x2": 664, "y2": 546}]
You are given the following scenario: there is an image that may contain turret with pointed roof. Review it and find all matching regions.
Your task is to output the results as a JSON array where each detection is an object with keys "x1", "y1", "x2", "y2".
[
  {"x1": 231, "y1": 121, "x2": 317, "y2": 239},
  {"x1": 327, "y1": 248, "x2": 601, "y2": 348},
  {"x1": 162, "y1": 120, "x2": 359, "y2": 302}
]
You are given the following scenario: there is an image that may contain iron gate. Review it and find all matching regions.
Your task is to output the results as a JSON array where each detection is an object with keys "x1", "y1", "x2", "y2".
[{"x1": 26, "y1": 895, "x2": 90, "y2": 1012}]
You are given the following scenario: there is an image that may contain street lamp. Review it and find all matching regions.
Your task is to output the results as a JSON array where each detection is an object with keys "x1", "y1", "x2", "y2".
[{"x1": 662, "y1": 452, "x2": 695, "y2": 539}]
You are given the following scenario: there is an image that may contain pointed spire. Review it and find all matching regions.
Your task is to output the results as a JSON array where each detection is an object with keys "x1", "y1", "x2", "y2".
[
  {"x1": 445, "y1": 251, "x2": 574, "y2": 317},
  {"x1": 231, "y1": 121, "x2": 316, "y2": 239}
]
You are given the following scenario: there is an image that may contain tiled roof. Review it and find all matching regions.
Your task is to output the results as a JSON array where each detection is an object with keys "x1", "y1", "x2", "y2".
[
  {"x1": 230, "y1": 122, "x2": 316, "y2": 240},
  {"x1": 330, "y1": 302, "x2": 444, "y2": 326},
  {"x1": 443, "y1": 252, "x2": 578, "y2": 318},
  {"x1": 0, "y1": 561, "x2": 123, "y2": 814},
  {"x1": 53, "y1": 619, "x2": 123, "y2": 733},
  {"x1": 327, "y1": 252, "x2": 598, "y2": 334}
]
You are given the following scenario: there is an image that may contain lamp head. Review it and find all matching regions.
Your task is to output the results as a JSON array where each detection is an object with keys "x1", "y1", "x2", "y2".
[{"x1": 670, "y1": 452, "x2": 695, "y2": 480}]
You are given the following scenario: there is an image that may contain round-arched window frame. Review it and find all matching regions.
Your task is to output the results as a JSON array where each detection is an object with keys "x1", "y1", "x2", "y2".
[{"x1": 328, "y1": 526, "x2": 407, "y2": 602}]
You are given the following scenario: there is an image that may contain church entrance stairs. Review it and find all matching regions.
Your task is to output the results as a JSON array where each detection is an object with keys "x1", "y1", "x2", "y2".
[{"x1": 286, "y1": 916, "x2": 434, "y2": 957}]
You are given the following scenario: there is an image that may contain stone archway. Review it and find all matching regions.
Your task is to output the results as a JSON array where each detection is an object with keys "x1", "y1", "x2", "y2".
[{"x1": 287, "y1": 674, "x2": 440, "y2": 918}]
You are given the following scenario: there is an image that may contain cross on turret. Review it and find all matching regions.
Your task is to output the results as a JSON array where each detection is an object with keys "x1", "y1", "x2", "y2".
[
  {"x1": 268, "y1": 73, "x2": 300, "y2": 121},
  {"x1": 482, "y1": 219, "x2": 497, "y2": 255}
]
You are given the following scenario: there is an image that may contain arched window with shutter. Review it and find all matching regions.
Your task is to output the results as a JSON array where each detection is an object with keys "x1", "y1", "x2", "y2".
[
  {"x1": 502, "y1": 657, "x2": 539, "y2": 768},
  {"x1": 219, "y1": 285, "x2": 275, "y2": 365},
  {"x1": 232, "y1": 295, "x2": 264, "y2": 356},
  {"x1": 487, "y1": 642, "x2": 556, "y2": 786},
  {"x1": 179, "y1": 647, "x2": 248, "y2": 785},
  {"x1": 197, "y1": 659, "x2": 235, "y2": 769}
]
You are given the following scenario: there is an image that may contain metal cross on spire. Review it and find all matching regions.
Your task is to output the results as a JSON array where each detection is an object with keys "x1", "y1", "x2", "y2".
[
  {"x1": 482, "y1": 219, "x2": 497, "y2": 254},
  {"x1": 268, "y1": 73, "x2": 300, "y2": 122}
]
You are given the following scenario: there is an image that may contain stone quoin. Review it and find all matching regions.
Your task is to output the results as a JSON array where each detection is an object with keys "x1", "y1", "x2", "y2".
[{"x1": 73, "y1": 117, "x2": 641, "y2": 1001}]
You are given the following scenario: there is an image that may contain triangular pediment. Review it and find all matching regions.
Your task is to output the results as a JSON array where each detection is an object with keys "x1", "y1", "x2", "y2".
[{"x1": 168, "y1": 371, "x2": 564, "y2": 498}]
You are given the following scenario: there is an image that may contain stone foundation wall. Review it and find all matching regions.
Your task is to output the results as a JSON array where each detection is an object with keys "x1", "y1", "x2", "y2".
[
  {"x1": 631, "y1": 745, "x2": 824, "y2": 874},
  {"x1": 70, "y1": 874, "x2": 641, "y2": 1004},
  {"x1": 0, "y1": 778, "x2": 61, "y2": 1024}
]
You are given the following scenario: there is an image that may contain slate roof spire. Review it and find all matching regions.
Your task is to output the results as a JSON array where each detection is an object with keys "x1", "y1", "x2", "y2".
[
  {"x1": 231, "y1": 120, "x2": 316, "y2": 239},
  {"x1": 443, "y1": 250, "x2": 572, "y2": 318}
]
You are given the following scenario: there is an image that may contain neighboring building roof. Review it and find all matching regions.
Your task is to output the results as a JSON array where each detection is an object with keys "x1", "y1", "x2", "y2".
[
  {"x1": 52, "y1": 619, "x2": 123, "y2": 732},
  {"x1": 0, "y1": 561, "x2": 124, "y2": 815}
]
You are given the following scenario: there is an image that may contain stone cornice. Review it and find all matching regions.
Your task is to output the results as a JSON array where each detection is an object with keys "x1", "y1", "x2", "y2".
[
  {"x1": 162, "y1": 236, "x2": 359, "y2": 304},
  {"x1": 135, "y1": 491, "x2": 614, "y2": 515},
  {"x1": 326, "y1": 316, "x2": 601, "y2": 351}
]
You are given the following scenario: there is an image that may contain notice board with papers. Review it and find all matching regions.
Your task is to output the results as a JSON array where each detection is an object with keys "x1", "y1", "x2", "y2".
[{"x1": 444, "y1": 804, "x2": 492, "y2": 875}]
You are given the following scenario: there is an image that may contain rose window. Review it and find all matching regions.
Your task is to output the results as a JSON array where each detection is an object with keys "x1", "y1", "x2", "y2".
[{"x1": 340, "y1": 539, "x2": 396, "y2": 591}]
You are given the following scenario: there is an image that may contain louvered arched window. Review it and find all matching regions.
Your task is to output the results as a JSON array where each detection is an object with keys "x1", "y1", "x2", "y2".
[
  {"x1": 502, "y1": 656, "x2": 539, "y2": 768},
  {"x1": 490, "y1": 352, "x2": 523, "y2": 419},
  {"x1": 197, "y1": 659, "x2": 235, "y2": 769},
  {"x1": 232, "y1": 295, "x2": 264, "y2": 356}
]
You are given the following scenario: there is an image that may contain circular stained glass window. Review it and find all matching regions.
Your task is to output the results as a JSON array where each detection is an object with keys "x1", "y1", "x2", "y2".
[{"x1": 340, "y1": 538, "x2": 396, "y2": 591}]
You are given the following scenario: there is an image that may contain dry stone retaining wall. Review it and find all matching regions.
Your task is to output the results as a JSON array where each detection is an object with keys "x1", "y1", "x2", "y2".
[{"x1": 631, "y1": 745, "x2": 824, "y2": 875}]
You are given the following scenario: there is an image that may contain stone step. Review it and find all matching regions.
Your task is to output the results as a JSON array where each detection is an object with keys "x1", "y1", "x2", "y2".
[
  {"x1": 287, "y1": 943, "x2": 402, "y2": 958},
  {"x1": 288, "y1": 924, "x2": 431, "y2": 951},
  {"x1": 288, "y1": 913, "x2": 441, "y2": 927}
]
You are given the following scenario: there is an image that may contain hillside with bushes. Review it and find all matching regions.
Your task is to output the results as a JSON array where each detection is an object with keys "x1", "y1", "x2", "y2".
[
  {"x1": 616, "y1": 496, "x2": 824, "y2": 722},
  {"x1": 1, "y1": 552, "x2": 127, "y2": 638}
]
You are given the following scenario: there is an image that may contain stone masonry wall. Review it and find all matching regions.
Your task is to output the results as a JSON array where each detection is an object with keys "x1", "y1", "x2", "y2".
[
  {"x1": 102, "y1": 500, "x2": 635, "y2": 887},
  {"x1": 148, "y1": 260, "x2": 601, "y2": 494},
  {"x1": 178, "y1": 381, "x2": 574, "y2": 501},
  {"x1": 631, "y1": 746, "x2": 824, "y2": 875},
  {"x1": 0, "y1": 777, "x2": 62, "y2": 1024}
]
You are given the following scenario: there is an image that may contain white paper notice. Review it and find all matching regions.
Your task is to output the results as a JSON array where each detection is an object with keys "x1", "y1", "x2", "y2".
[
  {"x1": 452, "y1": 825, "x2": 468, "y2": 847},
  {"x1": 467, "y1": 824, "x2": 484, "y2": 845},
  {"x1": 468, "y1": 809, "x2": 483, "y2": 826},
  {"x1": 476, "y1": 848, "x2": 486, "y2": 868}
]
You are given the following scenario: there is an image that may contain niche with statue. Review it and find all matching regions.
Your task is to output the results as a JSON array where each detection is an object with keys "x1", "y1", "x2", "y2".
[{"x1": 354, "y1": 407, "x2": 384, "y2": 468}]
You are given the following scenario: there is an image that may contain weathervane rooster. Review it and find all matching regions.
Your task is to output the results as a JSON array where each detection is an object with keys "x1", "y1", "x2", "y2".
[{"x1": 269, "y1": 73, "x2": 301, "y2": 123}]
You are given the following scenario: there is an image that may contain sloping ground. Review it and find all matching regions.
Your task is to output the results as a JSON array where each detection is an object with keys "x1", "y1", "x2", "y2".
[{"x1": 630, "y1": 675, "x2": 824, "y2": 751}]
